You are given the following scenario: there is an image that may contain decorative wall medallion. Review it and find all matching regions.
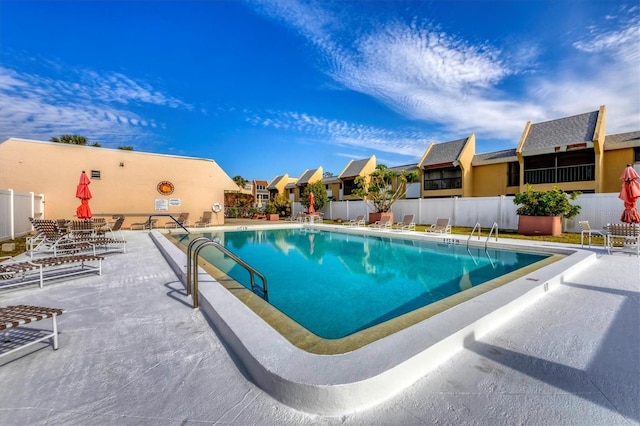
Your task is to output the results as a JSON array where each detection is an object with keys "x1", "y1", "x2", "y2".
[{"x1": 157, "y1": 181, "x2": 174, "y2": 195}]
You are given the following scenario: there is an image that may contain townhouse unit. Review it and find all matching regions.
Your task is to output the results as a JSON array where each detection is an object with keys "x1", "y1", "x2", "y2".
[
  {"x1": 253, "y1": 180, "x2": 269, "y2": 206},
  {"x1": 268, "y1": 105, "x2": 639, "y2": 202},
  {"x1": 283, "y1": 167, "x2": 323, "y2": 202}
]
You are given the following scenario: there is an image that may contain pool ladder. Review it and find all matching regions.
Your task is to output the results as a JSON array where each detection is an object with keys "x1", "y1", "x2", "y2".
[
  {"x1": 186, "y1": 237, "x2": 268, "y2": 308},
  {"x1": 467, "y1": 222, "x2": 499, "y2": 268},
  {"x1": 467, "y1": 222, "x2": 499, "y2": 249}
]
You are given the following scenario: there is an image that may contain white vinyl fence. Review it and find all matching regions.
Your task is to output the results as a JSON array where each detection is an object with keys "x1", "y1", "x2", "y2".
[
  {"x1": 311, "y1": 193, "x2": 624, "y2": 234},
  {"x1": 0, "y1": 189, "x2": 45, "y2": 241},
  {"x1": 1, "y1": 189, "x2": 624, "y2": 241}
]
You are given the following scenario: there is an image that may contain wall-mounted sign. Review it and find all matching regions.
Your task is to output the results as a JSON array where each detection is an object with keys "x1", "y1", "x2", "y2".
[
  {"x1": 157, "y1": 181, "x2": 174, "y2": 195},
  {"x1": 169, "y1": 198, "x2": 181, "y2": 206},
  {"x1": 154, "y1": 198, "x2": 169, "y2": 211}
]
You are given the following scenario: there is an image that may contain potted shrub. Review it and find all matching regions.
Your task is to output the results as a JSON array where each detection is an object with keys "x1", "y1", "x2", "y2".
[
  {"x1": 264, "y1": 202, "x2": 279, "y2": 221},
  {"x1": 271, "y1": 194, "x2": 292, "y2": 218},
  {"x1": 353, "y1": 165, "x2": 419, "y2": 224},
  {"x1": 513, "y1": 185, "x2": 581, "y2": 236}
]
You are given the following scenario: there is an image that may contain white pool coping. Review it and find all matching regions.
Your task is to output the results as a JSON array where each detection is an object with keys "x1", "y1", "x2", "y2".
[{"x1": 151, "y1": 226, "x2": 596, "y2": 416}]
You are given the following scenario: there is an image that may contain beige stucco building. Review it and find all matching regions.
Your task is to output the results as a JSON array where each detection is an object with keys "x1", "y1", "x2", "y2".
[{"x1": 0, "y1": 138, "x2": 237, "y2": 228}]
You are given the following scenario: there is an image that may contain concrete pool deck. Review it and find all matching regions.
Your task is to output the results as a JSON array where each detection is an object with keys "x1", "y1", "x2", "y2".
[{"x1": 0, "y1": 224, "x2": 638, "y2": 424}]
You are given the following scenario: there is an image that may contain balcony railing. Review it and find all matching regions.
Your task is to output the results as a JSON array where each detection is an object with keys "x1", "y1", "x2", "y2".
[
  {"x1": 524, "y1": 164, "x2": 594, "y2": 185},
  {"x1": 424, "y1": 177, "x2": 462, "y2": 191}
]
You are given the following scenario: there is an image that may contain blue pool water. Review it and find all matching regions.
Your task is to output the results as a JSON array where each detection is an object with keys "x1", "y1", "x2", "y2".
[{"x1": 179, "y1": 229, "x2": 549, "y2": 339}]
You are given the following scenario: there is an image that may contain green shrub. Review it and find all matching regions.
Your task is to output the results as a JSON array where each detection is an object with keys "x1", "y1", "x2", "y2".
[{"x1": 513, "y1": 185, "x2": 581, "y2": 219}]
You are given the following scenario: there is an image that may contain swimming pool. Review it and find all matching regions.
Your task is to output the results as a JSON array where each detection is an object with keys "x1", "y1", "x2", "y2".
[
  {"x1": 156, "y1": 224, "x2": 595, "y2": 415},
  {"x1": 175, "y1": 228, "x2": 549, "y2": 339}
]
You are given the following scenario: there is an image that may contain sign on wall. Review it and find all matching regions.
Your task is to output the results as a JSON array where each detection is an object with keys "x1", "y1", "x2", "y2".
[{"x1": 154, "y1": 198, "x2": 169, "y2": 211}]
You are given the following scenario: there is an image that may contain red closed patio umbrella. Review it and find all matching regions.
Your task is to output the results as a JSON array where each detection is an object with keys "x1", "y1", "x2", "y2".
[
  {"x1": 75, "y1": 171, "x2": 93, "y2": 219},
  {"x1": 619, "y1": 165, "x2": 640, "y2": 223},
  {"x1": 308, "y1": 192, "x2": 315, "y2": 214}
]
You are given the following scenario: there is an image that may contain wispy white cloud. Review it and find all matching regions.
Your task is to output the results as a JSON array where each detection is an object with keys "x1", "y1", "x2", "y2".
[
  {"x1": 0, "y1": 62, "x2": 190, "y2": 146},
  {"x1": 247, "y1": 0, "x2": 639, "y2": 146},
  {"x1": 533, "y1": 7, "x2": 640, "y2": 130},
  {"x1": 246, "y1": 109, "x2": 432, "y2": 158},
  {"x1": 573, "y1": 9, "x2": 640, "y2": 63}
]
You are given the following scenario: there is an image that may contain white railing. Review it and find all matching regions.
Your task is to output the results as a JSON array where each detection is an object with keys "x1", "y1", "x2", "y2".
[
  {"x1": 0, "y1": 189, "x2": 45, "y2": 241},
  {"x1": 315, "y1": 193, "x2": 623, "y2": 233}
]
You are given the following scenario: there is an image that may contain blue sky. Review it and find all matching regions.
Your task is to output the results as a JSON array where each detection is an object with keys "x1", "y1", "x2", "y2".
[{"x1": 1, "y1": 1, "x2": 639, "y2": 181}]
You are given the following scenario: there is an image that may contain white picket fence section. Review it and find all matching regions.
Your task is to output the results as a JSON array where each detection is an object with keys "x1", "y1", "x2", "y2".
[
  {"x1": 312, "y1": 193, "x2": 624, "y2": 233},
  {"x1": 0, "y1": 189, "x2": 45, "y2": 241}
]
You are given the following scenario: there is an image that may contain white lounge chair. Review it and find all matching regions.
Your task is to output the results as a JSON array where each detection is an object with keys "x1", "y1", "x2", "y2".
[
  {"x1": 343, "y1": 215, "x2": 365, "y2": 227},
  {"x1": 0, "y1": 254, "x2": 103, "y2": 289},
  {"x1": 288, "y1": 212, "x2": 306, "y2": 223},
  {"x1": 393, "y1": 214, "x2": 415, "y2": 231},
  {"x1": 195, "y1": 211, "x2": 212, "y2": 227},
  {"x1": 0, "y1": 305, "x2": 65, "y2": 359},
  {"x1": 164, "y1": 213, "x2": 190, "y2": 229},
  {"x1": 370, "y1": 216, "x2": 392, "y2": 229},
  {"x1": 426, "y1": 218, "x2": 451, "y2": 234},
  {"x1": 130, "y1": 219, "x2": 157, "y2": 230},
  {"x1": 27, "y1": 219, "x2": 95, "y2": 258}
]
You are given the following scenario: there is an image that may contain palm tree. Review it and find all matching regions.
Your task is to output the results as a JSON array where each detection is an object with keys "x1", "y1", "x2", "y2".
[
  {"x1": 233, "y1": 176, "x2": 248, "y2": 191},
  {"x1": 50, "y1": 134, "x2": 88, "y2": 145}
]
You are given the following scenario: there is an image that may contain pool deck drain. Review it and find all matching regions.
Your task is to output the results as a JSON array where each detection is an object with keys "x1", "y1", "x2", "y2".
[{"x1": 0, "y1": 225, "x2": 638, "y2": 424}]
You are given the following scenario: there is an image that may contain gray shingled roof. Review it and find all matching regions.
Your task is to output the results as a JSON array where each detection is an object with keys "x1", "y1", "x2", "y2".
[
  {"x1": 268, "y1": 175, "x2": 285, "y2": 189},
  {"x1": 422, "y1": 138, "x2": 467, "y2": 167},
  {"x1": 604, "y1": 131, "x2": 640, "y2": 145},
  {"x1": 297, "y1": 168, "x2": 318, "y2": 185},
  {"x1": 340, "y1": 158, "x2": 370, "y2": 179},
  {"x1": 388, "y1": 164, "x2": 419, "y2": 173},
  {"x1": 322, "y1": 174, "x2": 340, "y2": 184},
  {"x1": 472, "y1": 148, "x2": 518, "y2": 165},
  {"x1": 523, "y1": 110, "x2": 598, "y2": 152}
]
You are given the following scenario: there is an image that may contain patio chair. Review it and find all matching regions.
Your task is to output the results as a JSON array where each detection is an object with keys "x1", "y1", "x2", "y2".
[
  {"x1": 164, "y1": 213, "x2": 190, "y2": 229},
  {"x1": 194, "y1": 211, "x2": 212, "y2": 227},
  {"x1": 605, "y1": 223, "x2": 640, "y2": 256},
  {"x1": 97, "y1": 216, "x2": 125, "y2": 240},
  {"x1": 343, "y1": 215, "x2": 365, "y2": 227},
  {"x1": 130, "y1": 218, "x2": 157, "y2": 230},
  {"x1": 369, "y1": 216, "x2": 392, "y2": 229},
  {"x1": 67, "y1": 218, "x2": 126, "y2": 254},
  {"x1": 28, "y1": 219, "x2": 95, "y2": 258},
  {"x1": 288, "y1": 212, "x2": 306, "y2": 223},
  {"x1": 1, "y1": 305, "x2": 65, "y2": 359},
  {"x1": 426, "y1": 218, "x2": 451, "y2": 234},
  {"x1": 393, "y1": 214, "x2": 415, "y2": 231},
  {"x1": 578, "y1": 221, "x2": 605, "y2": 248},
  {"x1": 68, "y1": 220, "x2": 99, "y2": 237}
]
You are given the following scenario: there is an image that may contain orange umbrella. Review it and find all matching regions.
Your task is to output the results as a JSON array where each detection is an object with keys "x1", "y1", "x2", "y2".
[
  {"x1": 619, "y1": 165, "x2": 640, "y2": 223},
  {"x1": 308, "y1": 192, "x2": 315, "y2": 214},
  {"x1": 75, "y1": 171, "x2": 93, "y2": 219}
]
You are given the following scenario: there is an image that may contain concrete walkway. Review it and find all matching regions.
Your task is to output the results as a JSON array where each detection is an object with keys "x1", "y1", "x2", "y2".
[{"x1": 0, "y1": 229, "x2": 638, "y2": 425}]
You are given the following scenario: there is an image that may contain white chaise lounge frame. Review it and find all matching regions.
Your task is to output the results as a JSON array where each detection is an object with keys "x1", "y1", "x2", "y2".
[{"x1": 1, "y1": 305, "x2": 65, "y2": 359}]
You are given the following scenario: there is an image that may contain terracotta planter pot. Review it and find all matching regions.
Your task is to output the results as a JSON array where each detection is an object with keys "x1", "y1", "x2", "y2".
[
  {"x1": 266, "y1": 214, "x2": 280, "y2": 221},
  {"x1": 368, "y1": 212, "x2": 393, "y2": 225},
  {"x1": 518, "y1": 215, "x2": 562, "y2": 236}
]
